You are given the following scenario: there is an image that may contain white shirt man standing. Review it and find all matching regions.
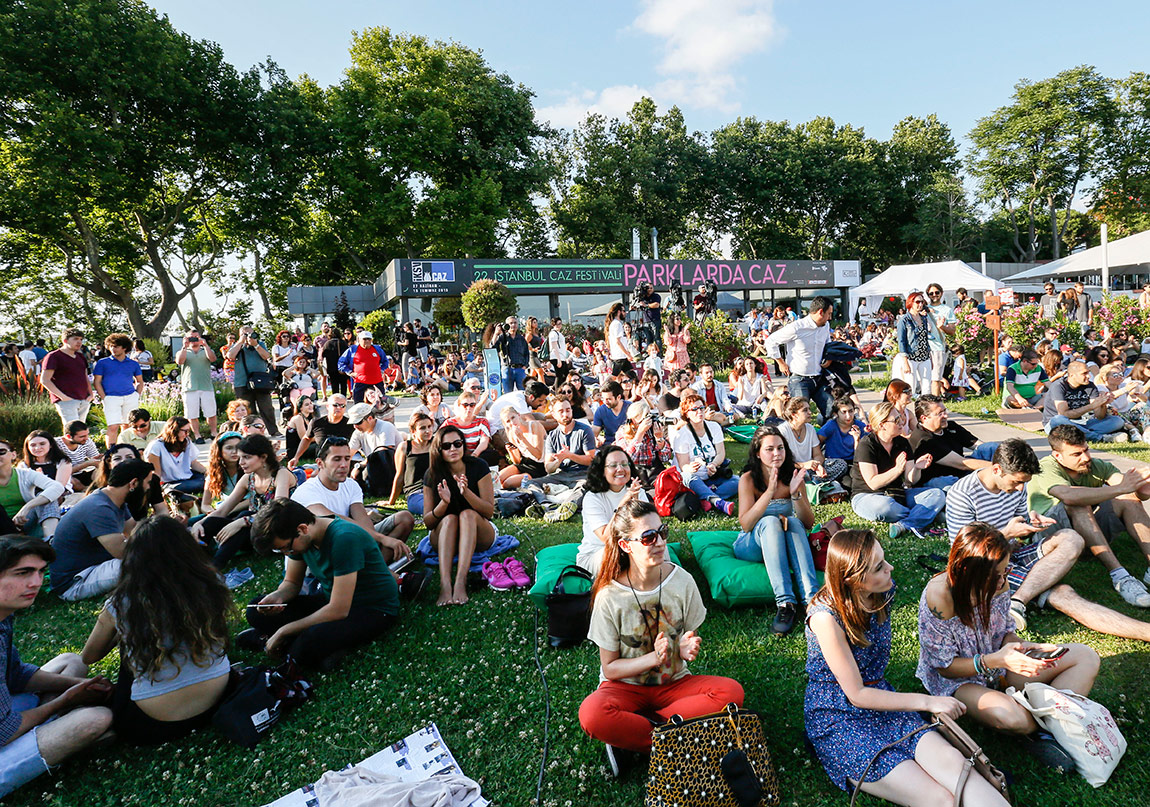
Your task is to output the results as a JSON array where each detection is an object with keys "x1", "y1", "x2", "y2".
[{"x1": 764, "y1": 296, "x2": 833, "y2": 420}]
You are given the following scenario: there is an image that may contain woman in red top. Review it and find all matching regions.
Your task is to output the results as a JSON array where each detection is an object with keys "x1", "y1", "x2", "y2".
[{"x1": 444, "y1": 391, "x2": 493, "y2": 461}]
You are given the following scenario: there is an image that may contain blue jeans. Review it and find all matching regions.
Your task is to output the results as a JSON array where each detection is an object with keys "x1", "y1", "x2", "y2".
[
  {"x1": 732, "y1": 501, "x2": 818, "y2": 606},
  {"x1": 851, "y1": 487, "x2": 946, "y2": 530},
  {"x1": 505, "y1": 366, "x2": 527, "y2": 391},
  {"x1": 407, "y1": 491, "x2": 424, "y2": 516},
  {"x1": 923, "y1": 442, "x2": 999, "y2": 490},
  {"x1": 1044, "y1": 415, "x2": 1124, "y2": 441},
  {"x1": 685, "y1": 473, "x2": 739, "y2": 503},
  {"x1": 166, "y1": 471, "x2": 205, "y2": 494},
  {"x1": 786, "y1": 375, "x2": 832, "y2": 423}
]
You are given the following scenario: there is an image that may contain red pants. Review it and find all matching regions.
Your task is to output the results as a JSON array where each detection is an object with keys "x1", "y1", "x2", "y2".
[{"x1": 579, "y1": 674, "x2": 745, "y2": 752}]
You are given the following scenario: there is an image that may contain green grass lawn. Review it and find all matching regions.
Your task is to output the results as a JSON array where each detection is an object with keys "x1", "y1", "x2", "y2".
[{"x1": 9, "y1": 438, "x2": 1150, "y2": 806}]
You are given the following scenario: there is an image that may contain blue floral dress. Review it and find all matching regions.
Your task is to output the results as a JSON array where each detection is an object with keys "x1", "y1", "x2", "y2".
[{"x1": 804, "y1": 588, "x2": 931, "y2": 791}]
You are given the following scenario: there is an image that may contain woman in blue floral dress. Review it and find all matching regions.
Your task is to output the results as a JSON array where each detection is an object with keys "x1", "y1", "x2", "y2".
[{"x1": 805, "y1": 529, "x2": 1010, "y2": 806}]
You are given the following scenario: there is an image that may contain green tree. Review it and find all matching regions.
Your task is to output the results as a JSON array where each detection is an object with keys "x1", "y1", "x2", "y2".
[
  {"x1": 433, "y1": 296, "x2": 465, "y2": 331},
  {"x1": 968, "y1": 65, "x2": 1116, "y2": 262},
  {"x1": 1092, "y1": 72, "x2": 1150, "y2": 236},
  {"x1": 0, "y1": 0, "x2": 269, "y2": 337},
  {"x1": 550, "y1": 98, "x2": 708, "y2": 258},
  {"x1": 357, "y1": 309, "x2": 397, "y2": 353},
  {"x1": 290, "y1": 29, "x2": 549, "y2": 284},
  {"x1": 460, "y1": 280, "x2": 517, "y2": 332}
]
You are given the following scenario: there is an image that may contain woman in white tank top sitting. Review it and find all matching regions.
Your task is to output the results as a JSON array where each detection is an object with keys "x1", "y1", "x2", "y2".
[{"x1": 81, "y1": 515, "x2": 232, "y2": 744}]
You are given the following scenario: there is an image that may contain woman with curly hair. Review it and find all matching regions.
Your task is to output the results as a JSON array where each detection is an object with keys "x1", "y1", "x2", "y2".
[
  {"x1": 221, "y1": 398, "x2": 253, "y2": 433},
  {"x1": 200, "y1": 432, "x2": 242, "y2": 515},
  {"x1": 81, "y1": 515, "x2": 231, "y2": 745},
  {"x1": 414, "y1": 385, "x2": 453, "y2": 427}
]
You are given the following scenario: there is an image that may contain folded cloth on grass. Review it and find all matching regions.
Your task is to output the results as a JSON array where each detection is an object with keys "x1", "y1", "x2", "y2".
[
  {"x1": 527, "y1": 541, "x2": 682, "y2": 609},
  {"x1": 691, "y1": 530, "x2": 823, "y2": 609},
  {"x1": 417, "y1": 532, "x2": 520, "y2": 573},
  {"x1": 315, "y1": 765, "x2": 483, "y2": 807}
]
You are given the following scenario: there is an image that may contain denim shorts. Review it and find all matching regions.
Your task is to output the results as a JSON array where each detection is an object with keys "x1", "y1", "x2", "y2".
[
  {"x1": 1008, "y1": 537, "x2": 1052, "y2": 609},
  {"x1": 0, "y1": 693, "x2": 51, "y2": 799}
]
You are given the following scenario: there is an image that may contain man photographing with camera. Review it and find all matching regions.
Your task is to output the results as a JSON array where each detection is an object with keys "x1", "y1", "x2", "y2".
[
  {"x1": 630, "y1": 282, "x2": 662, "y2": 350},
  {"x1": 226, "y1": 326, "x2": 280, "y2": 436},
  {"x1": 176, "y1": 329, "x2": 218, "y2": 444}
]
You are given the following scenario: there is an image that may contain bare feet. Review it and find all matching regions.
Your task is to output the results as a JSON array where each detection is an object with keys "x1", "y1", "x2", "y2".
[
  {"x1": 437, "y1": 589, "x2": 453, "y2": 607},
  {"x1": 452, "y1": 585, "x2": 469, "y2": 605}
]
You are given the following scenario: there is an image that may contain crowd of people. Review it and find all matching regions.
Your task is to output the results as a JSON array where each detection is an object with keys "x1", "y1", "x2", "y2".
[{"x1": 0, "y1": 288, "x2": 1146, "y2": 803}]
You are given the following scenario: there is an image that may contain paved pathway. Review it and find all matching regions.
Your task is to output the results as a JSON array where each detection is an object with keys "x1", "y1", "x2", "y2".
[{"x1": 855, "y1": 389, "x2": 1146, "y2": 472}]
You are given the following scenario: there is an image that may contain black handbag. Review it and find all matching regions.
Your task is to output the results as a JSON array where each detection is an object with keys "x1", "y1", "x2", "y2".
[
  {"x1": 239, "y1": 349, "x2": 276, "y2": 391},
  {"x1": 544, "y1": 564, "x2": 594, "y2": 648},
  {"x1": 212, "y1": 659, "x2": 313, "y2": 748}
]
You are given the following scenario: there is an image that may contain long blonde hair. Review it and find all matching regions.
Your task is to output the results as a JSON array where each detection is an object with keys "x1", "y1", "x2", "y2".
[{"x1": 866, "y1": 401, "x2": 896, "y2": 432}]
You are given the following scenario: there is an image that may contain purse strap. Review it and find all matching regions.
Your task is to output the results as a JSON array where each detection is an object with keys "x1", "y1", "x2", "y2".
[
  {"x1": 551, "y1": 564, "x2": 593, "y2": 595},
  {"x1": 848, "y1": 719, "x2": 937, "y2": 807}
]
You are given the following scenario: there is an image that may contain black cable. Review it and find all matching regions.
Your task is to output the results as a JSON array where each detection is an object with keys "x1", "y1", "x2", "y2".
[{"x1": 515, "y1": 520, "x2": 551, "y2": 806}]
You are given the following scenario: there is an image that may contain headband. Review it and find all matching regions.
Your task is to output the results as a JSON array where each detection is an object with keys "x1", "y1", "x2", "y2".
[{"x1": 216, "y1": 431, "x2": 241, "y2": 445}]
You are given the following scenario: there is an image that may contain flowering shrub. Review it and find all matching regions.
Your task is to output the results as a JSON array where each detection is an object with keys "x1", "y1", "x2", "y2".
[
  {"x1": 1093, "y1": 293, "x2": 1150, "y2": 341},
  {"x1": 686, "y1": 311, "x2": 745, "y2": 368},
  {"x1": 953, "y1": 303, "x2": 1087, "y2": 356},
  {"x1": 952, "y1": 306, "x2": 993, "y2": 359}
]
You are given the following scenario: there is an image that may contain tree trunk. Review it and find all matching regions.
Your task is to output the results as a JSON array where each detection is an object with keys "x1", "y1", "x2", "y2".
[
  {"x1": 252, "y1": 249, "x2": 274, "y2": 320},
  {"x1": 1050, "y1": 198, "x2": 1061, "y2": 260}
]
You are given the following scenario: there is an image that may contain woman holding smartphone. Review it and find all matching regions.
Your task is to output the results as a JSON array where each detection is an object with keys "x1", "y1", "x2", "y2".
[
  {"x1": 805, "y1": 529, "x2": 1010, "y2": 807},
  {"x1": 916, "y1": 521, "x2": 1099, "y2": 770}
]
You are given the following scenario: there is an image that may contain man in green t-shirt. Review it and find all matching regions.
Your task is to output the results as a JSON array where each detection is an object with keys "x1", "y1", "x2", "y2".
[
  {"x1": 1002, "y1": 348, "x2": 1048, "y2": 409},
  {"x1": 175, "y1": 329, "x2": 218, "y2": 444},
  {"x1": 1028, "y1": 424, "x2": 1150, "y2": 608},
  {"x1": 242, "y1": 498, "x2": 400, "y2": 670}
]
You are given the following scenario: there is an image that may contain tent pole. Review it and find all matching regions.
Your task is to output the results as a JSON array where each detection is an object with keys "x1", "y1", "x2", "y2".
[{"x1": 1101, "y1": 223, "x2": 1109, "y2": 294}]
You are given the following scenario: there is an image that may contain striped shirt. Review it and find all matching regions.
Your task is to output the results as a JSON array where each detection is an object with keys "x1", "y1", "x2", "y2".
[
  {"x1": 944, "y1": 470, "x2": 1027, "y2": 543},
  {"x1": 444, "y1": 417, "x2": 491, "y2": 455},
  {"x1": 0, "y1": 616, "x2": 39, "y2": 745}
]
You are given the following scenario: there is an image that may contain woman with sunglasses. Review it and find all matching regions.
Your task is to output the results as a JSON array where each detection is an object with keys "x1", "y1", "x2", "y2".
[
  {"x1": 145, "y1": 417, "x2": 206, "y2": 494},
  {"x1": 562, "y1": 374, "x2": 590, "y2": 420},
  {"x1": 422, "y1": 425, "x2": 495, "y2": 606},
  {"x1": 672, "y1": 391, "x2": 737, "y2": 515},
  {"x1": 271, "y1": 331, "x2": 296, "y2": 384},
  {"x1": 916, "y1": 522, "x2": 1099, "y2": 770},
  {"x1": 444, "y1": 391, "x2": 492, "y2": 461},
  {"x1": 191, "y1": 434, "x2": 296, "y2": 567},
  {"x1": 1094, "y1": 361, "x2": 1149, "y2": 440},
  {"x1": 895, "y1": 291, "x2": 939, "y2": 396},
  {"x1": 615, "y1": 401, "x2": 673, "y2": 488},
  {"x1": 735, "y1": 425, "x2": 818, "y2": 634},
  {"x1": 805, "y1": 529, "x2": 1010, "y2": 807},
  {"x1": 578, "y1": 499, "x2": 743, "y2": 773}
]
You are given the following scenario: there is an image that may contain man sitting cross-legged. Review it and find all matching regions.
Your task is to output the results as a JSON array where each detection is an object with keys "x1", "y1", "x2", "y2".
[
  {"x1": 946, "y1": 438, "x2": 1150, "y2": 639},
  {"x1": 524, "y1": 397, "x2": 597, "y2": 522},
  {"x1": 0, "y1": 535, "x2": 113, "y2": 799},
  {"x1": 241, "y1": 498, "x2": 400, "y2": 671},
  {"x1": 290, "y1": 438, "x2": 414, "y2": 565},
  {"x1": 1027, "y1": 424, "x2": 1150, "y2": 608}
]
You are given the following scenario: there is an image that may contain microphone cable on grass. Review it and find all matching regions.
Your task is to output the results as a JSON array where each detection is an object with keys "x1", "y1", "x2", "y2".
[{"x1": 513, "y1": 517, "x2": 551, "y2": 807}]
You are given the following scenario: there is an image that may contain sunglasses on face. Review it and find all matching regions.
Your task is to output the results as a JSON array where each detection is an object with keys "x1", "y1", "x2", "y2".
[
  {"x1": 441, "y1": 439, "x2": 465, "y2": 450},
  {"x1": 689, "y1": 405, "x2": 704, "y2": 412},
  {"x1": 626, "y1": 525, "x2": 669, "y2": 546},
  {"x1": 460, "y1": 401, "x2": 477, "y2": 408},
  {"x1": 0, "y1": 448, "x2": 10, "y2": 457},
  {"x1": 249, "y1": 423, "x2": 267, "y2": 431},
  {"x1": 331, "y1": 402, "x2": 346, "y2": 409}
]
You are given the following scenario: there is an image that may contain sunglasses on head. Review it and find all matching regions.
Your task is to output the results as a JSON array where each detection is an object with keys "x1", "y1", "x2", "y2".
[
  {"x1": 626, "y1": 525, "x2": 669, "y2": 546},
  {"x1": 441, "y1": 439, "x2": 465, "y2": 450},
  {"x1": 320, "y1": 436, "x2": 349, "y2": 450}
]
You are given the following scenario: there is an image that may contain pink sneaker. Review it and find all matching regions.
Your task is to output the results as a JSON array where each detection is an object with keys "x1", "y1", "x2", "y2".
[
  {"x1": 482, "y1": 560, "x2": 515, "y2": 591},
  {"x1": 503, "y1": 557, "x2": 531, "y2": 588}
]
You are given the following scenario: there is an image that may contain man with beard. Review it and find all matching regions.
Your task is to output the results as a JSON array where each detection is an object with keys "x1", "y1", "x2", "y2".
[{"x1": 49, "y1": 459, "x2": 153, "y2": 601}]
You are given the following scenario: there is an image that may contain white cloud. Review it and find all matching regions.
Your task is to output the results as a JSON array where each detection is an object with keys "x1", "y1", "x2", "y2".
[
  {"x1": 633, "y1": 0, "x2": 778, "y2": 77},
  {"x1": 537, "y1": 0, "x2": 780, "y2": 127},
  {"x1": 535, "y1": 84, "x2": 654, "y2": 129}
]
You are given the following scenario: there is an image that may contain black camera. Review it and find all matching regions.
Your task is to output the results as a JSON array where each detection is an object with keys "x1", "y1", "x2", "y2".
[{"x1": 249, "y1": 331, "x2": 260, "y2": 341}]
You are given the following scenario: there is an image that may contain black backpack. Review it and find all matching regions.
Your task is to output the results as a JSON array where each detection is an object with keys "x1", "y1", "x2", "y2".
[{"x1": 544, "y1": 565, "x2": 594, "y2": 648}]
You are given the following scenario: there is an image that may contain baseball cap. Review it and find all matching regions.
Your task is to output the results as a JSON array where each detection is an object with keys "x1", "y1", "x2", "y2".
[{"x1": 346, "y1": 403, "x2": 374, "y2": 424}]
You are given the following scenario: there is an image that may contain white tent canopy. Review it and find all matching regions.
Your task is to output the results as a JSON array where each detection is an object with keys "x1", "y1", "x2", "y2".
[
  {"x1": 1002, "y1": 228, "x2": 1150, "y2": 283},
  {"x1": 849, "y1": 260, "x2": 1001, "y2": 318}
]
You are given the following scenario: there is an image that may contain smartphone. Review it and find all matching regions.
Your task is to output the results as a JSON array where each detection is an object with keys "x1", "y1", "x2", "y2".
[{"x1": 1024, "y1": 646, "x2": 1068, "y2": 661}]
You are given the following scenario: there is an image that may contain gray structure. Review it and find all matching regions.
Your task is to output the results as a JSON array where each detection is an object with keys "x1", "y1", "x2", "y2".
[{"x1": 288, "y1": 258, "x2": 863, "y2": 328}]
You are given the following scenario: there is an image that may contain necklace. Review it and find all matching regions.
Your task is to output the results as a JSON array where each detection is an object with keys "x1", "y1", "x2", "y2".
[{"x1": 626, "y1": 564, "x2": 664, "y2": 654}]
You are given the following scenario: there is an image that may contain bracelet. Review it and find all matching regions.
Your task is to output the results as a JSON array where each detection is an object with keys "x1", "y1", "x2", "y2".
[{"x1": 973, "y1": 654, "x2": 984, "y2": 677}]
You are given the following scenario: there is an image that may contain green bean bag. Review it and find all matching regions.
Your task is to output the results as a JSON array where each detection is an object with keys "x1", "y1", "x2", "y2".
[
  {"x1": 690, "y1": 530, "x2": 824, "y2": 609},
  {"x1": 724, "y1": 424, "x2": 758, "y2": 443},
  {"x1": 528, "y1": 542, "x2": 683, "y2": 609}
]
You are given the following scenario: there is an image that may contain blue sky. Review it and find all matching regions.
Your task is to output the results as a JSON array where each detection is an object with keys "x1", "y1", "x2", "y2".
[{"x1": 149, "y1": 0, "x2": 1150, "y2": 149}]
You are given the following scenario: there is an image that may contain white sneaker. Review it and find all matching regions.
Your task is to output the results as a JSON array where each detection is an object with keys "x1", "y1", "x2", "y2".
[
  {"x1": 1130, "y1": 431, "x2": 1143, "y2": 443},
  {"x1": 1142, "y1": 427, "x2": 1150, "y2": 444},
  {"x1": 1115, "y1": 574, "x2": 1150, "y2": 608},
  {"x1": 1143, "y1": 568, "x2": 1150, "y2": 588},
  {"x1": 1103, "y1": 432, "x2": 1129, "y2": 443}
]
